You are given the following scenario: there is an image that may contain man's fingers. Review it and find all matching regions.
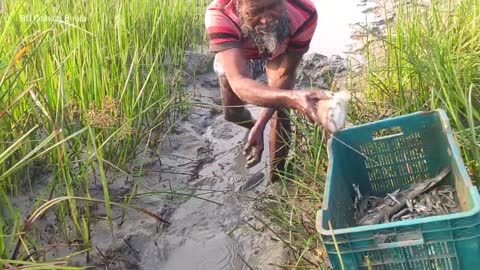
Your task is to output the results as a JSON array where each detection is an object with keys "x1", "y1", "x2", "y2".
[
  {"x1": 245, "y1": 144, "x2": 263, "y2": 168},
  {"x1": 255, "y1": 147, "x2": 263, "y2": 162},
  {"x1": 307, "y1": 110, "x2": 320, "y2": 124},
  {"x1": 246, "y1": 152, "x2": 261, "y2": 168},
  {"x1": 246, "y1": 157, "x2": 259, "y2": 168},
  {"x1": 243, "y1": 143, "x2": 252, "y2": 156},
  {"x1": 317, "y1": 90, "x2": 334, "y2": 100}
]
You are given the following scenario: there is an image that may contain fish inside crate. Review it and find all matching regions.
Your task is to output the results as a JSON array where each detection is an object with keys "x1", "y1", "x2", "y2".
[
  {"x1": 352, "y1": 167, "x2": 462, "y2": 226},
  {"x1": 316, "y1": 110, "x2": 480, "y2": 270}
]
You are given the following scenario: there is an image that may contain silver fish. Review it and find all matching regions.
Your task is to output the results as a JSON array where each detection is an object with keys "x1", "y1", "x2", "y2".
[
  {"x1": 354, "y1": 167, "x2": 462, "y2": 226},
  {"x1": 317, "y1": 90, "x2": 350, "y2": 134}
]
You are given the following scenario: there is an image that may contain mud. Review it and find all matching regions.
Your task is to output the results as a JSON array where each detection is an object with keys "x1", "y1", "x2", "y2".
[
  {"x1": 77, "y1": 65, "x2": 291, "y2": 269},
  {"x1": 3, "y1": 0, "x2": 395, "y2": 269},
  {"x1": 83, "y1": 1, "x2": 394, "y2": 267},
  {"x1": 75, "y1": 55, "x2": 344, "y2": 269}
]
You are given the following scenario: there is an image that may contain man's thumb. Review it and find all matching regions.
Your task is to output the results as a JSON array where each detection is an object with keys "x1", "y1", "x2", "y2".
[
  {"x1": 243, "y1": 143, "x2": 251, "y2": 156},
  {"x1": 319, "y1": 90, "x2": 334, "y2": 100},
  {"x1": 308, "y1": 111, "x2": 321, "y2": 124}
]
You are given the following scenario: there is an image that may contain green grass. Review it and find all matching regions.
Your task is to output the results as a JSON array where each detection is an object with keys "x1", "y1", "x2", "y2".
[
  {"x1": 256, "y1": 115, "x2": 332, "y2": 269},
  {"x1": 0, "y1": 0, "x2": 205, "y2": 267},
  {"x1": 266, "y1": 0, "x2": 480, "y2": 268},
  {"x1": 365, "y1": 0, "x2": 480, "y2": 178}
]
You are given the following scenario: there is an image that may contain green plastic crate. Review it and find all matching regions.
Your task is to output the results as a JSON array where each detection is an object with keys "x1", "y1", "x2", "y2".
[{"x1": 316, "y1": 110, "x2": 480, "y2": 270}]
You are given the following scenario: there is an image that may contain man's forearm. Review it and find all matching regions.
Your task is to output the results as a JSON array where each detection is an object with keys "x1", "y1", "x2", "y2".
[
  {"x1": 252, "y1": 59, "x2": 298, "y2": 129},
  {"x1": 256, "y1": 107, "x2": 276, "y2": 128},
  {"x1": 229, "y1": 77, "x2": 297, "y2": 109}
]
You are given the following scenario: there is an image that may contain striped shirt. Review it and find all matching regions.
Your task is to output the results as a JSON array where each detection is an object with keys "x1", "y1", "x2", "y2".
[{"x1": 205, "y1": 0, "x2": 318, "y2": 60}]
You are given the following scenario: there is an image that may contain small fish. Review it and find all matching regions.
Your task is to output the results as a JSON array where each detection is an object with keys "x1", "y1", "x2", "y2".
[
  {"x1": 353, "y1": 184, "x2": 362, "y2": 200},
  {"x1": 433, "y1": 201, "x2": 443, "y2": 213},
  {"x1": 354, "y1": 196, "x2": 359, "y2": 210},
  {"x1": 386, "y1": 193, "x2": 400, "y2": 205},
  {"x1": 391, "y1": 208, "x2": 409, "y2": 221},
  {"x1": 238, "y1": 172, "x2": 265, "y2": 192},
  {"x1": 425, "y1": 194, "x2": 434, "y2": 210},
  {"x1": 406, "y1": 199, "x2": 414, "y2": 212},
  {"x1": 317, "y1": 90, "x2": 350, "y2": 134},
  {"x1": 431, "y1": 189, "x2": 441, "y2": 202},
  {"x1": 354, "y1": 168, "x2": 461, "y2": 226}
]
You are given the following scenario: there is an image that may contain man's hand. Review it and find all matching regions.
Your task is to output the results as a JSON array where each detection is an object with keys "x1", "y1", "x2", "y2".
[
  {"x1": 242, "y1": 106, "x2": 276, "y2": 168},
  {"x1": 290, "y1": 89, "x2": 334, "y2": 124},
  {"x1": 243, "y1": 123, "x2": 265, "y2": 168}
]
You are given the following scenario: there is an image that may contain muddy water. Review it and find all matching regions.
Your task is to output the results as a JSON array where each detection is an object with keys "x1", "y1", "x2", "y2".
[
  {"x1": 144, "y1": 73, "x2": 276, "y2": 270},
  {"x1": 82, "y1": 70, "x2": 281, "y2": 269}
]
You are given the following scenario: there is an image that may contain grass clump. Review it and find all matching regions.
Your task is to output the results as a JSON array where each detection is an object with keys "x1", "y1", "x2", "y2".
[
  {"x1": 365, "y1": 0, "x2": 480, "y2": 179},
  {"x1": 0, "y1": 0, "x2": 205, "y2": 266},
  {"x1": 266, "y1": 0, "x2": 480, "y2": 268}
]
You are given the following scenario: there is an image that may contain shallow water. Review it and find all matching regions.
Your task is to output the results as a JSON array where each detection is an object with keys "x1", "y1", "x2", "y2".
[
  {"x1": 159, "y1": 234, "x2": 246, "y2": 270},
  {"x1": 308, "y1": 0, "x2": 376, "y2": 56}
]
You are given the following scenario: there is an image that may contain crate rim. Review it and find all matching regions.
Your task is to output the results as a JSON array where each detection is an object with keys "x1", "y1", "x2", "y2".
[{"x1": 316, "y1": 109, "x2": 480, "y2": 236}]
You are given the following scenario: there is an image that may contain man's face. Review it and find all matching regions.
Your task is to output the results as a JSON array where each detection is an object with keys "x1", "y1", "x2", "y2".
[{"x1": 237, "y1": 0, "x2": 290, "y2": 55}]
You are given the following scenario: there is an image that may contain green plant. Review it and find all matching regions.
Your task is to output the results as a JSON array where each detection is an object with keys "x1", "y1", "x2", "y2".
[
  {"x1": 1, "y1": 0, "x2": 206, "y2": 266},
  {"x1": 365, "y1": 0, "x2": 480, "y2": 180}
]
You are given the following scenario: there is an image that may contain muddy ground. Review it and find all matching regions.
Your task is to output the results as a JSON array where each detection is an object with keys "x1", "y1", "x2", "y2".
[
  {"x1": 4, "y1": 0, "x2": 394, "y2": 269},
  {"x1": 73, "y1": 55, "x2": 349, "y2": 269}
]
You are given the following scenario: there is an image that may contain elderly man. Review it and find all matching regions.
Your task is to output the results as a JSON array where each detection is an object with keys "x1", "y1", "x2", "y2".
[{"x1": 205, "y1": 0, "x2": 331, "y2": 182}]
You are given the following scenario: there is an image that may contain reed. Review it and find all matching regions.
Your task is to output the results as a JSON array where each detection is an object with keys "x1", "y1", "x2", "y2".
[
  {"x1": 267, "y1": 0, "x2": 480, "y2": 267},
  {"x1": 1, "y1": 0, "x2": 206, "y2": 266},
  {"x1": 365, "y1": 0, "x2": 480, "y2": 179}
]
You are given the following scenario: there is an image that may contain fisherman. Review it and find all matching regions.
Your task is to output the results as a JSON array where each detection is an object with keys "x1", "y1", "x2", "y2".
[{"x1": 205, "y1": 0, "x2": 332, "y2": 182}]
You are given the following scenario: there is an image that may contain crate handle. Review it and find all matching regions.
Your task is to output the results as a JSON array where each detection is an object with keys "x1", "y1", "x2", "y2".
[
  {"x1": 377, "y1": 238, "x2": 424, "y2": 249},
  {"x1": 372, "y1": 126, "x2": 403, "y2": 141},
  {"x1": 374, "y1": 232, "x2": 424, "y2": 249}
]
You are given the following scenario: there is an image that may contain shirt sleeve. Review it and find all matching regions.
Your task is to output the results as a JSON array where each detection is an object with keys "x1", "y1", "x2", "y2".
[
  {"x1": 205, "y1": 8, "x2": 242, "y2": 53},
  {"x1": 287, "y1": 9, "x2": 318, "y2": 54}
]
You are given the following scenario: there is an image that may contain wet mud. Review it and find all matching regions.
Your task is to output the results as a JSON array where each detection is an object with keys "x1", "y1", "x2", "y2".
[{"x1": 3, "y1": 0, "x2": 396, "y2": 268}]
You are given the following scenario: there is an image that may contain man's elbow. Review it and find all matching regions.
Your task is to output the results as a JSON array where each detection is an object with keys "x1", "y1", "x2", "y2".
[
  {"x1": 228, "y1": 77, "x2": 250, "y2": 101},
  {"x1": 268, "y1": 71, "x2": 296, "y2": 89}
]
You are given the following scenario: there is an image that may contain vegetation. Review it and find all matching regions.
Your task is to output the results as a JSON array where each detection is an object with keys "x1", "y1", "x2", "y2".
[
  {"x1": 2, "y1": 0, "x2": 479, "y2": 268},
  {"x1": 0, "y1": 0, "x2": 205, "y2": 267},
  {"x1": 365, "y1": 0, "x2": 480, "y2": 177},
  {"x1": 266, "y1": 0, "x2": 480, "y2": 268}
]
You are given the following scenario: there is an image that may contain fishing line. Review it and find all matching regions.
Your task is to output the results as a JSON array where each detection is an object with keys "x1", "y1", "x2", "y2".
[
  {"x1": 331, "y1": 135, "x2": 381, "y2": 166},
  {"x1": 330, "y1": 135, "x2": 392, "y2": 179}
]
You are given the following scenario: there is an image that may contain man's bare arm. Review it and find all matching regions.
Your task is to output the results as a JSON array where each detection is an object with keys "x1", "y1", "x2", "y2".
[
  {"x1": 242, "y1": 52, "x2": 305, "y2": 166},
  {"x1": 217, "y1": 48, "x2": 294, "y2": 108},
  {"x1": 217, "y1": 48, "x2": 331, "y2": 122},
  {"x1": 255, "y1": 52, "x2": 305, "y2": 126}
]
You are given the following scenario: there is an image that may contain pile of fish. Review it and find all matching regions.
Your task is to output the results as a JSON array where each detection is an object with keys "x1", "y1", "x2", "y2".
[{"x1": 353, "y1": 167, "x2": 461, "y2": 226}]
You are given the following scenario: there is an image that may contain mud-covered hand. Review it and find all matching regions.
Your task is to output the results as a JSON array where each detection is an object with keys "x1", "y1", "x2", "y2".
[
  {"x1": 291, "y1": 90, "x2": 333, "y2": 124},
  {"x1": 242, "y1": 124, "x2": 265, "y2": 168}
]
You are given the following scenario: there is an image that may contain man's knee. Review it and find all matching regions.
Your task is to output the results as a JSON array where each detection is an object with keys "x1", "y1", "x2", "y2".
[
  {"x1": 224, "y1": 107, "x2": 255, "y2": 129},
  {"x1": 224, "y1": 107, "x2": 245, "y2": 123},
  {"x1": 273, "y1": 109, "x2": 292, "y2": 128},
  {"x1": 213, "y1": 54, "x2": 226, "y2": 77}
]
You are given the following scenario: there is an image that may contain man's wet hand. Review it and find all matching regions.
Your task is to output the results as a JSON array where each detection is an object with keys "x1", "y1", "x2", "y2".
[
  {"x1": 290, "y1": 90, "x2": 333, "y2": 124},
  {"x1": 242, "y1": 125, "x2": 264, "y2": 168}
]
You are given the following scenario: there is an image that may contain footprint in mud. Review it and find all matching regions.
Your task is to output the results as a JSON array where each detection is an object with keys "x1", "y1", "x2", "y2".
[{"x1": 211, "y1": 120, "x2": 238, "y2": 140}]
